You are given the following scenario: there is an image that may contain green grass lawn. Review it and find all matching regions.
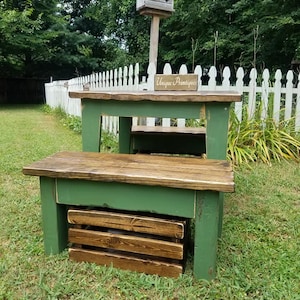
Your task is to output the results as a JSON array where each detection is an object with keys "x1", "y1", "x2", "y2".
[{"x1": 0, "y1": 105, "x2": 299, "y2": 299}]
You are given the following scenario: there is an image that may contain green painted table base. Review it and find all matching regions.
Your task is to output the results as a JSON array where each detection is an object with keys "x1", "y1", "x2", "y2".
[
  {"x1": 82, "y1": 101, "x2": 230, "y2": 238},
  {"x1": 40, "y1": 176, "x2": 221, "y2": 280}
]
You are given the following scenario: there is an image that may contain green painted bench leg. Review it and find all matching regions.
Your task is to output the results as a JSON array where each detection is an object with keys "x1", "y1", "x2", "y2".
[
  {"x1": 119, "y1": 117, "x2": 133, "y2": 154},
  {"x1": 40, "y1": 177, "x2": 68, "y2": 254},
  {"x1": 205, "y1": 102, "x2": 231, "y2": 238},
  {"x1": 193, "y1": 191, "x2": 220, "y2": 280}
]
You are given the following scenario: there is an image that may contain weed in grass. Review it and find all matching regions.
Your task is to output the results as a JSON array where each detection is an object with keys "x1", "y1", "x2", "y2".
[
  {"x1": 101, "y1": 130, "x2": 119, "y2": 152},
  {"x1": 42, "y1": 105, "x2": 83, "y2": 134}
]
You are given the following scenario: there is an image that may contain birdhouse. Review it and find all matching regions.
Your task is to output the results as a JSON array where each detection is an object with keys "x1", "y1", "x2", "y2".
[{"x1": 136, "y1": 0, "x2": 174, "y2": 17}]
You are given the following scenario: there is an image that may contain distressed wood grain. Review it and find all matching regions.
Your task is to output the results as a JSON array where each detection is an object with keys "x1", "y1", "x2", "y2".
[
  {"x1": 68, "y1": 209, "x2": 185, "y2": 239},
  {"x1": 69, "y1": 248, "x2": 183, "y2": 278}
]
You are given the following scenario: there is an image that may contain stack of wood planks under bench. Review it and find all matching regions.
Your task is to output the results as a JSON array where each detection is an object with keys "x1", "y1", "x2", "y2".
[
  {"x1": 68, "y1": 208, "x2": 187, "y2": 278},
  {"x1": 22, "y1": 151, "x2": 234, "y2": 280}
]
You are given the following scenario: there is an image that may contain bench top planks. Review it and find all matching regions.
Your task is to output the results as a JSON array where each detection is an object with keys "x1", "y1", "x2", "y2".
[
  {"x1": 69, "y1": 90, "x2": 241, "y2": 103},
  {"x1": 23, "y1": 151, "x2": 234, "y2": 192}
]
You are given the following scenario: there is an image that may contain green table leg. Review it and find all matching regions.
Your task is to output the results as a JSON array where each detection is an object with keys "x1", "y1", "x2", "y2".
[
  {"x1": 119, "y1": 117, "x2": 133, "y2": 154},
  {"x1": 205, "y1": 103, "x2": 231, "y2": 238},
  {"x1": 205, "y1": 102, "x2": 230, "y2": 159},
  {"x1": 82, "y1": 100, "x2": 102, "y2": 152},
  {"x1": 40, "y1": 177, "x2": 68, "y2": 254},
  {"x1": 193, "y1": 191, "x2": 220, "y2": 280}
]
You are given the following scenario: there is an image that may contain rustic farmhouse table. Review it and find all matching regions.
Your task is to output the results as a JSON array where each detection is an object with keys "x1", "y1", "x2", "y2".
[
  {"x1": 69, "y1": 90, "x2": 241, "y2": 236},
  {"x1": 69, "y1": 90, "x2": 241, "y2": 160}
]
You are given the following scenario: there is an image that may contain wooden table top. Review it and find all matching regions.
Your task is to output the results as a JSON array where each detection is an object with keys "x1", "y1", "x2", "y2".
[
  {"x1": 69, "y1": 90, "x2": 241, "y2": 103},
  {"x1": 23, "y1": 151, "x2": 234, "y2": 192}
]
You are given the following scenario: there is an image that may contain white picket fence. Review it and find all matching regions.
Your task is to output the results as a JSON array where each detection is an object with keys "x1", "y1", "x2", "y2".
[{"x1": 45, "y1": 63, "x2": 300, "y2": 133}]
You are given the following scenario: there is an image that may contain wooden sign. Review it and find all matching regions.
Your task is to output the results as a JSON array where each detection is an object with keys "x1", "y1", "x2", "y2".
[{"x1": 155, "y1": 74, "x2": 198, "y2": 91}]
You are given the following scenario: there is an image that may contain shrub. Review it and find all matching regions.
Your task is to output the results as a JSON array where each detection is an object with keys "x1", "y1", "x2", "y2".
[
  {"x1": 227, "y1": 108, "x2": 300, "y2": 165},
  {"x1": 100, "y1": 130, "x2": 118, "y2": 153}
]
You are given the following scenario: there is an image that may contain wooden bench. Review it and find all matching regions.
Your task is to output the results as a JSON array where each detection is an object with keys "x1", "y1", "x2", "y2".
[
  {"x1": 131, "y1": 125, "x2": 206, "y2": 155},
  {"x1": 23, "y1": 151, "x2": 234, "y2": 280}
]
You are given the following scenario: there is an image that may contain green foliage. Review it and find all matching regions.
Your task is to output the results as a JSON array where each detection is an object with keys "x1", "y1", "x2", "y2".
[
  {"x1": 100, "y1": 130, "x2": 119, "y2": 153},
  {"x1": 60, "y1": 0, "x2": 150, "y2": 72},
  {"x1": 160, "y1": 0, "x2": 300, "y2": 72},
  {"x1": 1, "y1": 0, "x2": 299, "y2": 78},
  {"x1": 42, "y1": 105, "x2": 82, "y2": 133},
  {"x1": 0, "y1": 6, "x2": 43, "y2": 75},
  {"x1": 42, "y1": 104, "x2": 119, "y2": 151},
  {"x1": 185, "y1": 118, "x2": 205, "y2": 127},
  {"x1": 227, "y1": 108, "x2": 300, "y2": 166},
  {"x1": 62, "y1": 115, "x2": 82, "y2": 134},
  {"x1": 0, "y1": 0, "x2": 102, "y2": 78}
]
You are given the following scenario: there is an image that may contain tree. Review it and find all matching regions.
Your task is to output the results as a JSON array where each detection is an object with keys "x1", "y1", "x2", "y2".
[
  {"x1": 60, "y1": 0, "x2": 150, "y2": 71},
  {"x1": 159, "y1": 0, "x2": 300, "y2": 73},
  {"x1": 0, "y1": 0, "x2": 101, "y2": 78},
  {"x1": 1, "y1": 0, "x2": 298, "y2": 79},
  {"x1": 0, "y1": 3, "x2": 42, "y2": 77}
]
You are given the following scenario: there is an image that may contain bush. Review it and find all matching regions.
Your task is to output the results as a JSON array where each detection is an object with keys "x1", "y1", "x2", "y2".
[{"x1": 227, "y1": 108, "x2": 300, "y2": 165}]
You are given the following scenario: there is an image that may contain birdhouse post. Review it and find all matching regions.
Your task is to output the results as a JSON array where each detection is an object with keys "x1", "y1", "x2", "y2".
[{"x1": 136, "y1": 0, "x2": 174, "y2": 69}]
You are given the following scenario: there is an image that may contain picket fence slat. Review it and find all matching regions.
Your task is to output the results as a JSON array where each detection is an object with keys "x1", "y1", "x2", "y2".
[
  {"x1": 285, "y1": 71, "x2": 294, "y2": 121},
  {"x1": 234, "y1": 67, "x2": 245, "y2": 122},
  {"x1": 296, "y1": 74, "x2": 300, "y2": 132},
  {"x1": 261, "y1": 69, "x2": 270, "y2": 122},
  {"x1": 273, "y1": 70, "x2": 282, "y2": 124},
  {"x1": 45, "y1": 63, "x2": 300, "y2": 133}
]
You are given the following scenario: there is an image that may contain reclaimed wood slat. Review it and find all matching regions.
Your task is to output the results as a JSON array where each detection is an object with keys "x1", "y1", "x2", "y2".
[
  {"x1": 22, "y1": 152, "x2": 234, "y2": 192},
  {"x1": 69, "y1": 228, "x2": 183, "y2": 259},
  {"x1": 69, "y1": 248, "x2": 183, "y2": 278},
  {"x1": 68, "y1": 209, "x2": 185, "y2": 239}
]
